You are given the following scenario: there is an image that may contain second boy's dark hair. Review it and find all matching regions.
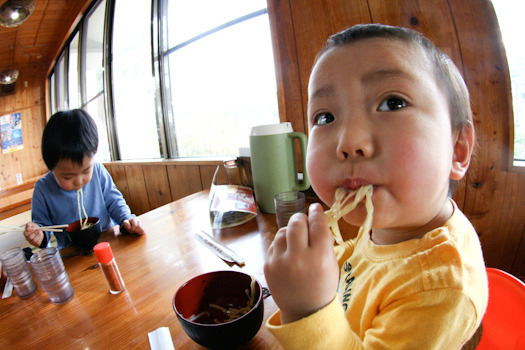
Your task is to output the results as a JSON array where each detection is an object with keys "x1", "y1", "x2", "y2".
[{"x1": 42, "y1": 109, "x2": 98, "y2": 170}]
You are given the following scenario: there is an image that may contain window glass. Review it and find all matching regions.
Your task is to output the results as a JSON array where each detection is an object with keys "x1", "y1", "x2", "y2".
[
  {"x1": 86, "y1": 95, "x2": 111, "y2": 162},
  {"x1": 84, "y1": 0, "x2": 106, "y2": 102},
  {"x1": 167, "y1": 0, "x2": 267, "y2": 47},
  {"x1": 492, "y1": 0, "x2": 525, "y2": 161},
  {"x1": 49, "y1": 72, "x2": 56, "y2": 115},
  {"x1": 56, "y1": 54, "x2": 67, "y2": 111},
  {"x1": 166, "y1": 2, "x2": 279, "y2": 157},
  {"x1": 83, "y1": 0, "x2": 110, "y2": 161},
  {"x1": 112, "y1": 0, "x2": 161, "y2": 159},
  {"x1": 68, "y1": 32, "x2": 80, "y2": 109}
]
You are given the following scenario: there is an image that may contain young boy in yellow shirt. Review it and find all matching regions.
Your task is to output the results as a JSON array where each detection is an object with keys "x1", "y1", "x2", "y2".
[{"x1": 264, "y1": 24, "x2": 488, "y2": 349}]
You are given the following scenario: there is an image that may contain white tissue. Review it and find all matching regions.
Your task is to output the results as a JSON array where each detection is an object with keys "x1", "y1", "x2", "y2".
[{"x1": 148, "y1": 327, "x2": 175, "y2": 350}]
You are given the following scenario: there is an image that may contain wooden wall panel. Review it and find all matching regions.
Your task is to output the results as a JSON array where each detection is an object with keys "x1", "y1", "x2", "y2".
[
  {"x1": 123, "y1": 165, "x2": 149, "y2": 215},
  {"x1": 167, "y1": 165, "x2": 203, "y2": 201},
  {"x1": 267, "y1": 0, "x2": 305, "y2": 131},
  {"x1": 447, "y1": 0, "x2": 524, "y2": 277},
  {"x1": 199, "y1": 164, "x2": 229, "y2": 190},
  {"x1": 0, "y1": 63, "x2": 48, "y2": 210},
  {"x1": 142, "y1": 166, "x2": 172, "y2": 210}
]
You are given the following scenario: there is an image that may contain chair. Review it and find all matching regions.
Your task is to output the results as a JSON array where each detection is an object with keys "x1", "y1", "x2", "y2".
[{"x1": 476, "y1": 267, "x2": 525, "y2": 349}]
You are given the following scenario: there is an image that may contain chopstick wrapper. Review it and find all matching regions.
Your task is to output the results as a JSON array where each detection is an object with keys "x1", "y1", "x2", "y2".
[{"x1": 148, "y1": 327, "x2": 175, "y2": 350}]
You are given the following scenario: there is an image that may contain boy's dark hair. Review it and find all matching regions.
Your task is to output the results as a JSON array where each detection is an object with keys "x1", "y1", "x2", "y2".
[
  {"x1": 42, "y1": 109, "x2": 98, "y2": 170},
  {"x1": 316, "y1": 23, "x2": 473, "y2": 133}
]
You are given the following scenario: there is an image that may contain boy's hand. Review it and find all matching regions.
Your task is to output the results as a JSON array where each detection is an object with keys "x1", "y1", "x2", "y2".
[
  {"x1": 23, "y1": 222, "x2": 44, "y2": 247},
  {"x1": 122, "y1": 218, "x2": 145, "y2": 235},
  {"x1": 264, "y1": 203, "x2": 339, "y2": 324}
]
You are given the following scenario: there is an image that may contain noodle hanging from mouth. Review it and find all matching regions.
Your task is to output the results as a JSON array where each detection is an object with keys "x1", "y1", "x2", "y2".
[
  {"x1": 325, "y1": 185, "x2": 374, "y2": 245},
  {"x1": 77, "y1": 188, "x2": 91, "y2": 229}
]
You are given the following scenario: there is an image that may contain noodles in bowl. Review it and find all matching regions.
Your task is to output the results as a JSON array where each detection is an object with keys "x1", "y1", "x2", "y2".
[{"x1": 173, "y1": 270, "x2": 264, "y2": 349}]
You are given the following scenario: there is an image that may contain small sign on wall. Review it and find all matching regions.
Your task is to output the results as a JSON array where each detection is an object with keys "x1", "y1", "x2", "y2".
[{"x1": 0, "y1": 112, "x2": 23, "y2": 154}]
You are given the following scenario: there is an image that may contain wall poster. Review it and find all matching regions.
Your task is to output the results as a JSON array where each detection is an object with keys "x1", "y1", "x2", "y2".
[{"x1": 1, "y1": 112, "x2": 23, "y2": 154}]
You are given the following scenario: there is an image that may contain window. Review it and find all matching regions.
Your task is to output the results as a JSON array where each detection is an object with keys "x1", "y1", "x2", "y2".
[
  {"x1": 83, "y1": 0, "x2": 111, "y2": 162},
  {"x1": 111, "y1": 0, "x2": 161, "y2": 159},
  {"x1": 47, "y1": 0, "x2": 280, "y2": 161},
  {"x1": 164, "y1": 0, "x2": 279, "y2": 157},
  {"x1": 49, "y1": 71, "x2": 56, "y2": 114},
  {"x1": 68, "y1": 32, "x2": 81, "y2": 109},
  {"x1": 55, "y1": 53, "x2": 67, "y2": 111},
  {"x1": 492, "y1": 0, "x2": 525, "y2": 162}
]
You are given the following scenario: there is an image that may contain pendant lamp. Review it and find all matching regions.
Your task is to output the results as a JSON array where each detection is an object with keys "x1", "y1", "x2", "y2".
[
  {"x1": 0, "y1": 68, "x2": 19, "y2": 84},
  {"x1": 0, "y1": 0, "x2": 35, "y2": 27}
]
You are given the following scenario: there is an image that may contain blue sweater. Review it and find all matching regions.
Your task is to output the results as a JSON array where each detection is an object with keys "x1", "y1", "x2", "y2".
[{"x1": 31, "y1": 162, "x2": 135, "y2": 249}]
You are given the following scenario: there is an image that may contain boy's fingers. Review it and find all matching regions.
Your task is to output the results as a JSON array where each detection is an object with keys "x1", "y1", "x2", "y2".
[
  {"x1": 308, "y1": 203, "x2": 333, "y2": 248},
  {"x1": 285, "y1": 213, "x2": 309, "y2": 252}
]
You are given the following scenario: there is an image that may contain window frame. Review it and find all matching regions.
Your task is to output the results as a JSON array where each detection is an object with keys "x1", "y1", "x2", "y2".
[{"x1": 47, "y1": 0, "x2": 278, "y2": 161}]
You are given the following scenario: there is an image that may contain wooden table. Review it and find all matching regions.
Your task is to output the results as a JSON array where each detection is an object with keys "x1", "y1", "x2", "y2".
[{"x1": 0, "y1": 190, "x2": 283, "y2": 349}]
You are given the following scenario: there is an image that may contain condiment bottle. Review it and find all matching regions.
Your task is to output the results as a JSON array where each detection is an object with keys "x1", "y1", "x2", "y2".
[
  {"x1": 223, "y1": 159, "x2": 242, "y2": 185},
  {"x1": 93, "y1": 242, "x2": 125, "y2": 294}
]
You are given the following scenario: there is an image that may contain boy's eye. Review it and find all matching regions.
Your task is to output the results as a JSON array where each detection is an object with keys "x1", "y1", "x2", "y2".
[
  {"x1": 313, "y1": 112, "x2": 335, "y2": 126},
  {"x1": 377, "y1": 97, "x2": 407, "y2": 111}
]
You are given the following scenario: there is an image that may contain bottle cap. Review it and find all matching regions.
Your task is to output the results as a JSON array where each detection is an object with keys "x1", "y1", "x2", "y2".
[{"x1": 93, "y1": 242, "x2": 114, "y2": 264}]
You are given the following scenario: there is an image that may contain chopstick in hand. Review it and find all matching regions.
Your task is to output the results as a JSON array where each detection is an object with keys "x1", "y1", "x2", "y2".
[
  {"x1": 0, "y1": 224, "x2": 68, "y2": 234},
  {"x1": 38, "y1": 224, "x2": 68, "y2": 230}
]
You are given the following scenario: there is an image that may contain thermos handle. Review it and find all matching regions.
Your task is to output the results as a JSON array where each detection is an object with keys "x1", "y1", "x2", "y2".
[{"x1": 288, "y1": 132, "x2": 310, "y2": 191}]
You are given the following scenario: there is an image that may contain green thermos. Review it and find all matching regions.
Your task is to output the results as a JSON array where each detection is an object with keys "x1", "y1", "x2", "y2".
[{"x1": 249, "y1": 123, "x2": 310, "y2": 213}]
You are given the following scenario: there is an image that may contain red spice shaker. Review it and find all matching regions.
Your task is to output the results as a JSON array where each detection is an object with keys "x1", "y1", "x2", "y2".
[{"x1": 93, "y1": 242, "x2": 125, "y2": 294}]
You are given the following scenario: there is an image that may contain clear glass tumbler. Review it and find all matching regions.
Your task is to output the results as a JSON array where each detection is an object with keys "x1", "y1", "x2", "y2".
[
  {"x1": 30, "y1": 248, "x2": 74, "y2": 304},
  {"x1": 274, "y1": 191, "x2": 307, "y2": 228},
  {"x1": 0, "y1": 247, "x2": 37, "y2": 298}
]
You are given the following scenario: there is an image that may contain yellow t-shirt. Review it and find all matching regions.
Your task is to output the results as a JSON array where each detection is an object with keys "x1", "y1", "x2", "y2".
[{"x1": 267, "y1": 200, "x2": 488, "y2": 349}]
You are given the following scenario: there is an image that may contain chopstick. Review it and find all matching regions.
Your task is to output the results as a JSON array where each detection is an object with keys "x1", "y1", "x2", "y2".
[
  {"x1": 0, "y1": 224, "x2": 68, "y2": 233},
  {"x1": 39, "y1": 224, "x2": 68, "y2": 230}
]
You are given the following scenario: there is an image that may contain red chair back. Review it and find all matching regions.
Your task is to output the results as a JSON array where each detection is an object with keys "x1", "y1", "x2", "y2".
[{"x1": 477, "y1": 268, "x2": 525, "y2": 349}]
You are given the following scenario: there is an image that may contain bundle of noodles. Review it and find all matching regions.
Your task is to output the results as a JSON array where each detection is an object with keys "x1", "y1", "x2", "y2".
[
  {"x1": 189, "y1": 276, "x2": 257, "y2": 324},
  {"x1": 77, "y1": 188, "x2": 94, "y2": 230},
  {"x1": 324, "y1": 185, "x2": 374, "y2": 245}
]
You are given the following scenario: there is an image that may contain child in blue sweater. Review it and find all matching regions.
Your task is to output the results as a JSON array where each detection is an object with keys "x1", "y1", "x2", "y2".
[{"x1": 24, "y1": 109, "x2": 144, "y2": 250}]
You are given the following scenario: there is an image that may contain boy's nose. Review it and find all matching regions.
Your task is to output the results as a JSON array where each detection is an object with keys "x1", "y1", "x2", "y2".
[
  {"x1": 73, "y1": 177, "x2": 83, "y2": 188},
  {"x1": 336, "y1": 121, "x2": 374, "y2": 160}
]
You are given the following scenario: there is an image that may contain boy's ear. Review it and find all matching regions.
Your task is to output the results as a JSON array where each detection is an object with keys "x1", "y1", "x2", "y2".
[{"x1": 450, "y1": 122, "x2": 474, "y2": 180}]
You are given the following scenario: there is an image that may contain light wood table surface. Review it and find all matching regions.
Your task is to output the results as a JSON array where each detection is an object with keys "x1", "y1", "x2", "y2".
[{"x1": 0, "y1": 190, "x2": 283, "y2": 349}]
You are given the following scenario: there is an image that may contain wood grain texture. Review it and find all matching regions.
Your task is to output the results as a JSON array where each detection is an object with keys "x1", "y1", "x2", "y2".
[
  {"x1": 143, "y1": 165, "x2": 172, "y2": 210},
  {"x1": 123, "y1": 165, "x2": 150, "y2": 215},
  {"x1": 0, "y1": 191, "x2": 283, "y2": 349},
  {"x1": 167, "y1": 164, "x2": 203, "y2": 201}
]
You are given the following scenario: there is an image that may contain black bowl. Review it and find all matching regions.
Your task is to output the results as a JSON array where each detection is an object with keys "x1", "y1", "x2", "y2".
[
  {"x1": 173, "y1": 270, "x2": 264, "y2": 349},
  {"x1": 66, "y1": 217, "x2": 101, "y2": 254}
]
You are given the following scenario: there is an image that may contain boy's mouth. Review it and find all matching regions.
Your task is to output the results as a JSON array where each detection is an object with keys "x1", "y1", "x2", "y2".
[{"x1": 341, "y1": 178, "x2": 371, "y2": 191}]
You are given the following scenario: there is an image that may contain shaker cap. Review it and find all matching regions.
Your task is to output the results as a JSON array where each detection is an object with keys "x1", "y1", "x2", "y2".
[{"x1": 94, "y1": 242, "x2": 114, "y2": 264}]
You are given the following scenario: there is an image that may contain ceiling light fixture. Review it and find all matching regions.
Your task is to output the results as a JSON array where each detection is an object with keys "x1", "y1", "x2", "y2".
[
  {"x1": 0, "y1": 68, "x2": 19, "y2": 85},
  {"x1": 0, "y1": 44, "x2": 18, "y2": 85},
  {"x1": 0, "y1": 0, "x2": 35, "y2": 28}
]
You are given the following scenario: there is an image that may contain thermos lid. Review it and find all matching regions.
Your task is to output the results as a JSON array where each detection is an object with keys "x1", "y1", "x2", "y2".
[
  {"x1": 250, "y1": 122, "x2": 293, "y2": 136},
  {"x1": 94, "y1": 242, "x2": 114, "y2": 264}
]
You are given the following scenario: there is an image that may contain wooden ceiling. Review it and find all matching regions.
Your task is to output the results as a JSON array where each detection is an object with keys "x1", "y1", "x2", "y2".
[{"x1": 0, "y1": 0, "x2": 91, "y2": 75}]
